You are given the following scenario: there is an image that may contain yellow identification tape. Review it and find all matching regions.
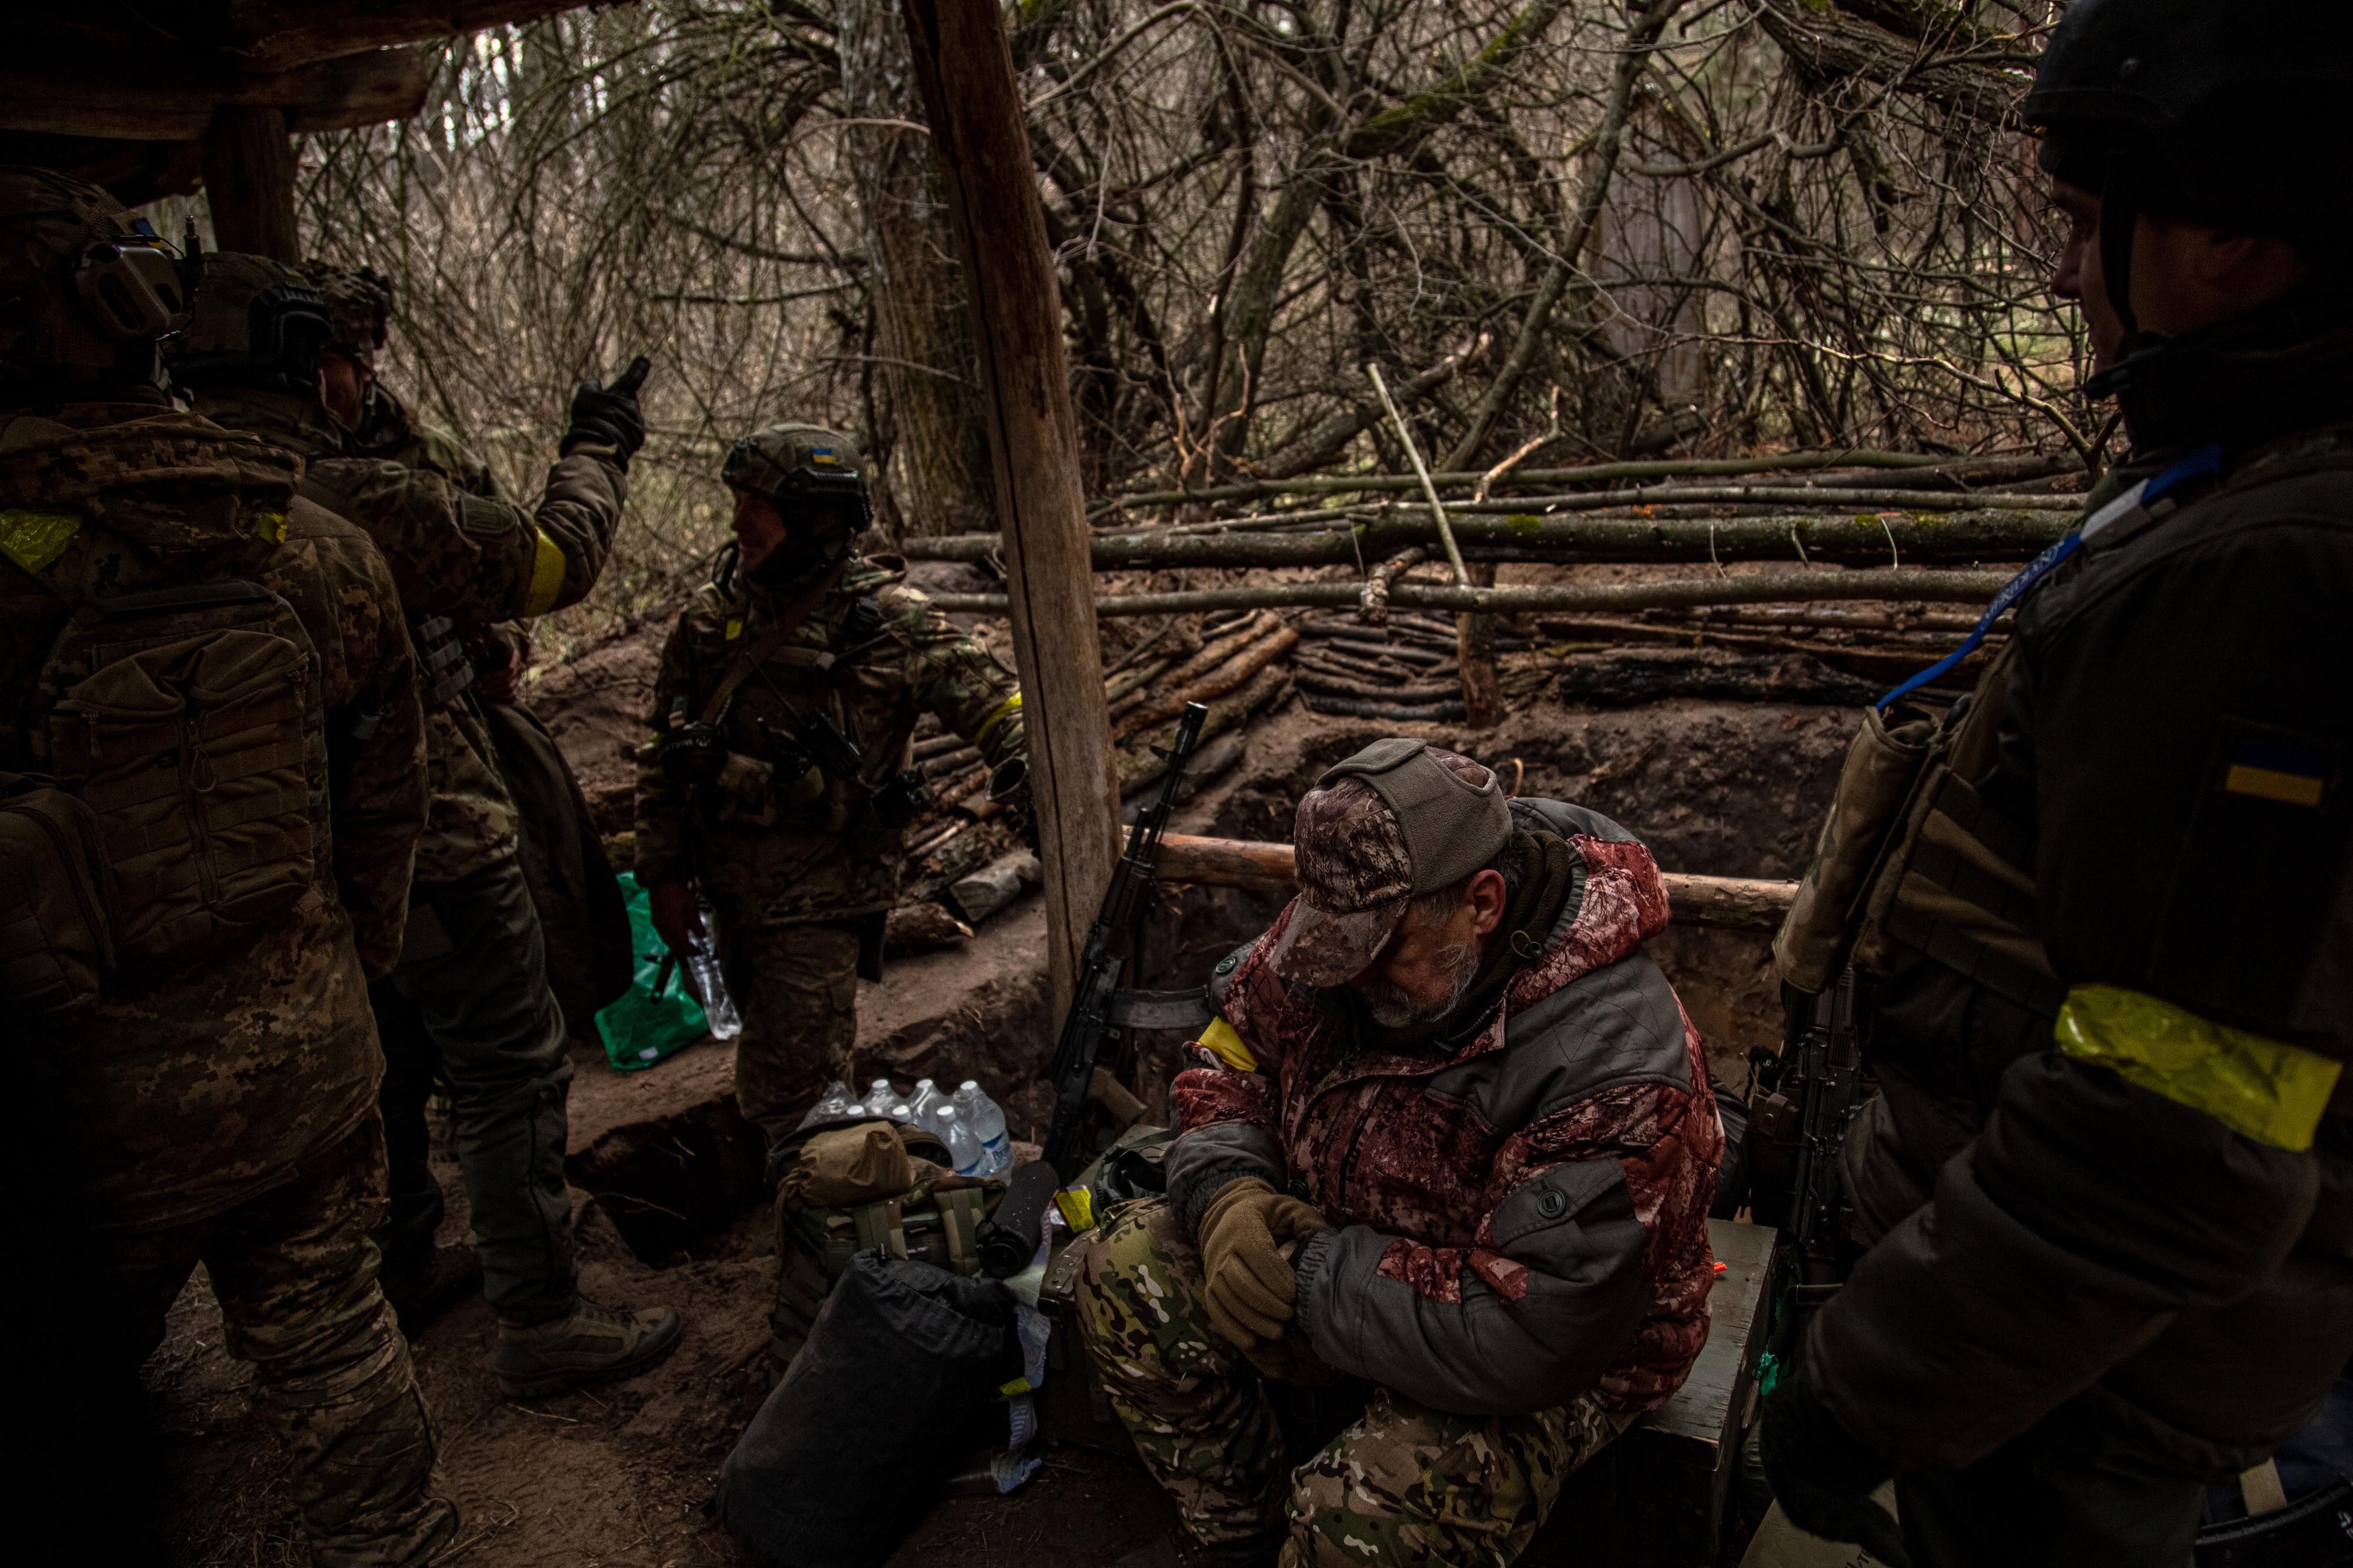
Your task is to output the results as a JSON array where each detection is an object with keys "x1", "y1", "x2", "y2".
[
  {"x1": 2054, "y1": 985, "x2": 2342, "y2": 1151},
  {"x1": 522, "y1": 529, "x2": 568, "y2": 617},
  {"x1": 1197, "y1": 1017, "x2": 1257, "y2": 1072},
  {"x1": 0, "y1": 507, "x2": 82, "y2": 573},
  {"x1": 973, "y1": 689, "x2": 1022, "y2": 751},
  {"x1": 2223, "y1": 764, "x2": 2325, "y2": 808}
]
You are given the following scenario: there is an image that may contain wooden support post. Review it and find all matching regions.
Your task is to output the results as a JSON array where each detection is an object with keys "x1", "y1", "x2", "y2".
[
  {"x1": 901, "y1": 0, "x2": 1119, "y2": 1017},
  {"x1": 199, "y1": 105, "x2": 299, "y2": 260},
  {"x1": 1457, "y1": 560, "x2": 1504, "y2": 729}
]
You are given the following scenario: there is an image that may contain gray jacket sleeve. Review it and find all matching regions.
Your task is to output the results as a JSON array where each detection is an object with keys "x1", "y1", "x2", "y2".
[
  {"x1": 1164, "y1": 1120, "x2": 1286, "y2": 1240},
  {"x1": 1290, "y1": 1156, "x2": 1651, "y2": 1416}
]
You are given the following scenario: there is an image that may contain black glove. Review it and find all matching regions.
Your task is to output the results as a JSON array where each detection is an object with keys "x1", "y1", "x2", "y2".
[
  {"x1": 1762, "y1": 1362, "x2": 1911, "y2": 1567},
  {"x1": 562, "y1": 354, "x2": 651, "y2": 465}
]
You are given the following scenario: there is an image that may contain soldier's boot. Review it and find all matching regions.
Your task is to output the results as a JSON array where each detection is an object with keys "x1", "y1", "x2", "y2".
[
  {"x1": 493, "y1": 1297, "x2": 684, "y2": 1398},
  {"x1": 381, "y1": 1242, "x2": 483, "y2": 1335}
]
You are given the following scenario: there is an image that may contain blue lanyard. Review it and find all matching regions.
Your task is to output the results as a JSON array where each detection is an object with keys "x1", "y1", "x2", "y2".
[{"x1": 1874, "y1": 445, "x2": 2223, "y2": 711}]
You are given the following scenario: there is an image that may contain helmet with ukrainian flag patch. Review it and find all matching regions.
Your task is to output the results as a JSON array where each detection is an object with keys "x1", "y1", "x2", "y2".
[{"x1": 722, "y1": 422, "x2": 872, "y2": 575}]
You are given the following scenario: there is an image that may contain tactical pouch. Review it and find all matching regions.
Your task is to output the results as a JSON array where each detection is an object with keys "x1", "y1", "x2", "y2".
[
  {"x1": 769, "y1": 1119, "x2": 996, "y2": 1368},
  {"x1": 1772, "y1": 702, "x2": 1937, "y2": 994},
  {"x1": 40, "y1": 581, "x2": 322, "y2": 964},
  {"x1": 0, "y1": 772, "x2": 119, "y2": 1016}
]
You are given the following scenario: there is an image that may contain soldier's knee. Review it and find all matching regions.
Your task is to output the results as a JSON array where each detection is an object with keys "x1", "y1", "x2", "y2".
[{"x1": 1073, "y1": 1198, "x2": 1187, "y2": 1366}]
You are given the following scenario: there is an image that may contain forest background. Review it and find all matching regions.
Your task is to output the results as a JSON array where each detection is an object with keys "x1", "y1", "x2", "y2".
[{"x1": 155, "y1": 1, "x2": 2084, "y2": 649}]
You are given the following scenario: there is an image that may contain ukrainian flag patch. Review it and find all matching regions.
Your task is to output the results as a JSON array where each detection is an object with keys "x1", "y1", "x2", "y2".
[
  {"x1": 811, "y1": 446, "x2": 839, "y2": 466},
  {"x1": 2224, "y1": 739, "x2": 2328, "y2": 808}
]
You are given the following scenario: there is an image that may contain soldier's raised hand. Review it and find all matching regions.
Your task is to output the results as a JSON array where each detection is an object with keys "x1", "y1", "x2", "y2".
[{"x1": 564, "y1": 353, "x2": 651, "y2": 466}]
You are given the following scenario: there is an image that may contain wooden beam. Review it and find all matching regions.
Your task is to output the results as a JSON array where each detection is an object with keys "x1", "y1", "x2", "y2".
[
  {"x1": 1149, "y1": 832, "x2": 1797, "y2": 930},
  {"x1": 902, "y1": 0, "x2": 1121, "y2": 1020},
  {"x1": 201, "y1": 107, "x2": 300, "y2": 261},
  {"x1": 218, "y1": 2, "x2": 589, "y2": 74},
  {"x1": 0, "y1": 44, "x2": 440, "y2": 141},
  {"x1": 899, "y1": 509, "x2": 2071, "y2": 569},
  {"x1": 928, "y1": 567, "x2": 2015, "y2": 618}
]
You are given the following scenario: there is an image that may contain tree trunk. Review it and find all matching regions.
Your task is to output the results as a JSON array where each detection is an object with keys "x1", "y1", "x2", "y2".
[{"x1": 839, "y1": 0, "x2": 996, "y2": 536}]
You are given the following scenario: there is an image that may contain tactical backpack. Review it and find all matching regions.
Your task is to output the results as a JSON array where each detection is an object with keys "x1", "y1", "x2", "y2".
[{"x1": 11, "y1": 578, "x2": 326, "y2": 1011}]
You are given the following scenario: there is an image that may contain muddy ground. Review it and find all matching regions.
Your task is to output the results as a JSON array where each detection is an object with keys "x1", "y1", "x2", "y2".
[{"x1": 151, "y1": 629, "x2": 1853, "y2": 1564}]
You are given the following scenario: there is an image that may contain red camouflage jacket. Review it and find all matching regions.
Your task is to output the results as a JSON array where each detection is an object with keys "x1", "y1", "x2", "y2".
[{"x1": 1164, "y1": 798, "x2": 1724, "y2": 1417}]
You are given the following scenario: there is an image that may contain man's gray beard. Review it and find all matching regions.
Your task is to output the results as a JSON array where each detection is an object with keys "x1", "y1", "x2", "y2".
[{"x1": 1358, "y1": 938, "x2": 1482, "y2": 1029}]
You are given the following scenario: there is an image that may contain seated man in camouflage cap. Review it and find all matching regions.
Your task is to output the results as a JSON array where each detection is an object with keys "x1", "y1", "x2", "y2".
[
  {"x1": 635, "y1": 425, "x2": 1026, "y2": 1145},
  {"x1": 1076, "y1": 739, "x2": 1724, "y2": 1568}
]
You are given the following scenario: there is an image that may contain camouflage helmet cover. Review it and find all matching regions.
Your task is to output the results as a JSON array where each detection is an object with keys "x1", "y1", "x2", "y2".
[
  {"x1": 301, "y1": 259, "x2": 394, "y2": 369},
  {"x1": 168, "y1": 251, "x2": 333, "y2": 391},
  {"x1": 722, "y1": 423, "x2": 872, "y2": 519},
  {"x1": 0, "y1": 165, "x2": 193, "y2": 375}
]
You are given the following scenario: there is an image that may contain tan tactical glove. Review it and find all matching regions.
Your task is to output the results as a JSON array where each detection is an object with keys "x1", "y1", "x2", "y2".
[{"x1": 1198, "y1": 1177, "x2": 1329, "y2": 1356}]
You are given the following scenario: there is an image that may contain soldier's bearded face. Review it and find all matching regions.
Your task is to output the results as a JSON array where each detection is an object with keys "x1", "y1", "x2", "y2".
[
  {"x1": 731, "y1": 489, "x2": 790, "y2": 575},
  {"x1": 1349, "y1": 880, "x2": 1497, "y2": 1026}
]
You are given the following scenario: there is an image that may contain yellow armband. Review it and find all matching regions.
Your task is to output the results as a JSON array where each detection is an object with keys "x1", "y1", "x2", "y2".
[
  {"x1": 522, "y1": 528, "x2": 567, "y2": 617},
  {"x1": 972, "y1": 689, "x2": 1022, "y2": 751},
  {"x1": 1197, "y1": 1016, "x2": 1257, "y2": 1072},
  {"x1": 2054, "y1": 985, "x2": 2342, "y2": 1151}
]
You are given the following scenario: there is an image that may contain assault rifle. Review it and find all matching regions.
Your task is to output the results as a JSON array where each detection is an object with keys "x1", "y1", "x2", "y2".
[
  {"x1": 1784, "y1": 966, "x2": 1861, "y2": 1293},
  {"x1": 1040, "y1": 700, "x2": 1209, "y2": 1175}
]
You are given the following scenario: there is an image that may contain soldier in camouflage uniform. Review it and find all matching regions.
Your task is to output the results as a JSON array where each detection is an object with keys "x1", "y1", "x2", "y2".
[
  {"x1": 0, "y1": 166, "x2": 450, "y2": 1562},
  {"x1": 169, "y1": 255, "x2": 682, "y2": 1397},
  {"x1": 302, "y1": 260, "x2": 505, "y2": 501},
  {"x1": 304, "y1": 258, "x2": 636, "y2": 1304},
  {"x1": 635, "y1": 426, "x2": 1026, "y2": 1143},
  {"x1": 1076, "y1": 742, "x2": 1722, "y2": 1568}
]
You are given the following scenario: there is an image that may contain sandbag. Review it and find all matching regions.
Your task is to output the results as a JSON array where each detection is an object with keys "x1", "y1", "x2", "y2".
[{"x1": 716, "y1": 1251, "x2": 1015, "y2": 1568}]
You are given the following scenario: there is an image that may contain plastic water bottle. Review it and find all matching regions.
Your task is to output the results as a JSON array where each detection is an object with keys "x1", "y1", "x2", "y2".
[
  {"x1": 684, "y1": 926, "x2": 740, "y2": 1041},
  {"x1": 866, "y1": 1077, "x2": 905, "y2": 1119},
  {"x1": 795, "y1": 1081, "x2": 856, "y2": 1131},
  {"x1": 906, "y1": 1078, "x2": 946, "y2": 1135},
  {"x1": 888, "y1": 1103, "x2": 914, "y2": 1125},
  {"x1": 939, "y1": 1106, "x2": 986, "y2": 1178},
  {"x1": 954, "y1": 1080, "x2": 1012, "y2": 1175}
]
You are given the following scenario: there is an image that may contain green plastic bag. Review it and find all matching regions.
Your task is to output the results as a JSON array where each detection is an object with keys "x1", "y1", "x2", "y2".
[{"x1": 596, "y1": 872, "x2": 708, "y2": 1072}]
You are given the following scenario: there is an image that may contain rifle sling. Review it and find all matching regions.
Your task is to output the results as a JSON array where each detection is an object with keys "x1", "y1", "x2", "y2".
[{"x1": 699, "y1": 559, "x2": 851, "y2": 725}]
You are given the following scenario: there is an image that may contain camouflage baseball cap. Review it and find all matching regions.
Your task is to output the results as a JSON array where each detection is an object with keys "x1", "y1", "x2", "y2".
[{"x1": 1269, "y1": 739, "x2": 1512, "y2": 987}]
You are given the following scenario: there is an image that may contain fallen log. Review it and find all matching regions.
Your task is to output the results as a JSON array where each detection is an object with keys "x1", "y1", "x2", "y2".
[
  {"x1": 905, "y1": 509, "x2": 2068, "y2": 570},
  {"x1": 931, "y1": 568, "x2": 2012, "y2": 619},
  {"x1": 1116, "y1": 623, "x2": 1299, "y2": 740},
  {"x1": 1298, "y1": 695, "x2": 1469, "y2": 723},
  {"x1": 1117, "y1": 665, "x2": 1294, "y2": 794},
  {"x1": 1294, "y1": 670, "x2": 1467, "y2": 704},
  {"x1": 1099, "y1": 448, "x2": 2050, "y2": 509},
  {"x1": 1146, "y1": 832, "x2": 1798, "y2": 930}
]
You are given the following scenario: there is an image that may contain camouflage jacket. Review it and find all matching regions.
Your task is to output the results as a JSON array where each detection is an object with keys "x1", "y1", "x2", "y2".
[
  {"x1": 350, "y1": 383, "x2": 506, "y2": 502},
  {"x1": 1, "y1": 402, "x2": 426, "y2": 1230},
  {"x1": 1165, "y1": 800, "x2": 1724, "y2": 1419},
  {"x1": 634, "y1": 553, "x2": 1024, "y2": 925},
  {"x1": 194, "y1": 388, "x2": 626, "y2": 884}
]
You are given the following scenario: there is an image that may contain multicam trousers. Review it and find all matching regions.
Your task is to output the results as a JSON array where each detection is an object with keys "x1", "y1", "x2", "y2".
[
  {"x1": 92, "y1": 1116, "x2": 457, "y2": 1566},
  {"x1": 715, "y1": 915, "x2": 862, "y2": 1145},
  {"x1": 1076, "y1": 1198, "x2": 1630, "y2": 1567}
]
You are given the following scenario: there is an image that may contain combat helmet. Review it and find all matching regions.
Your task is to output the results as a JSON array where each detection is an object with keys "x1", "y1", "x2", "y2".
[
  {"x1": 301, "y1": 259, "x2": 394, "y2": 371},
  {"x1": 166, "y1": 252, "x2": 334, "y2": 396},
  {"x1": 0, "y1": 165, "x2": 198, "y2": 403},
  {"x1": 2025, "y1": 0, "x2": 2353, "y2": 339},
  {"x1": 722, "y1": 423, "x2": 874, "y2": 579}
]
